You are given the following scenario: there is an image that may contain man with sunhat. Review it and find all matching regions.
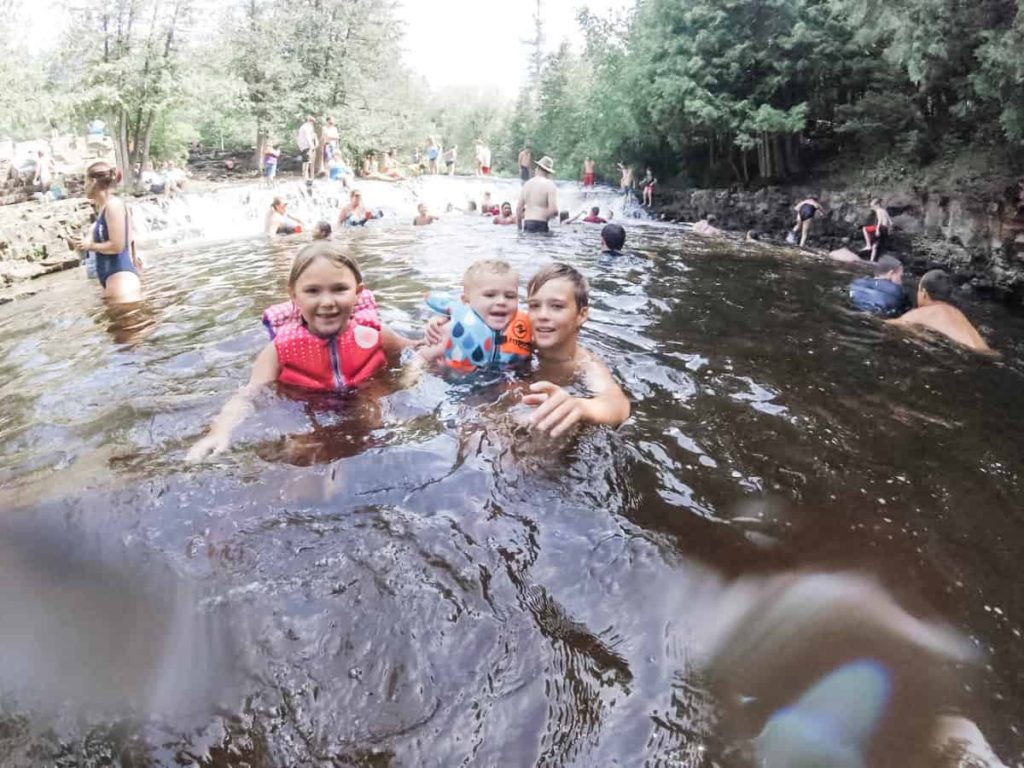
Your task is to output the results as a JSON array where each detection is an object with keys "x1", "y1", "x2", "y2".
[{"x1": 516, "y1": 155, "x2": 559, "y2": 233}]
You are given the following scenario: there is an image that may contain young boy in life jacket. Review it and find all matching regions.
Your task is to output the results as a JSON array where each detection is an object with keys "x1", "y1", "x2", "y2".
[
  {"x1": 415, "y1": 260, "x2": 533, "y2": 373},
  {"x1": 186, "y1": 242, "x2": 415, "y2": 462}
]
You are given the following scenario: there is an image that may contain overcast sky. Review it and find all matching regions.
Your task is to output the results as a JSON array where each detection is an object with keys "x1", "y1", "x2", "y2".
[
  {"x1": 398, "y1": 0, "x2": 625, "y2": 97},
  {"x1": 21, "y1": 0, "x2": 626, "y2": 96}
]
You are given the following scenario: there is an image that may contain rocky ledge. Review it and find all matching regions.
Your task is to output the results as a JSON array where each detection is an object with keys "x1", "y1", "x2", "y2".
[
  {"x1": 0, "y1": 198, "x2": 95, "y2": 298},
  {"x1": 654, "y1": 185, "x2": 1024, "y2": 304}
]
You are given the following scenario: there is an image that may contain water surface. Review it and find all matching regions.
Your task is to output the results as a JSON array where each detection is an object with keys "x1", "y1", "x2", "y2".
[{"x1": 0, "y1": 179, "x2": 1022, "y2": 765}]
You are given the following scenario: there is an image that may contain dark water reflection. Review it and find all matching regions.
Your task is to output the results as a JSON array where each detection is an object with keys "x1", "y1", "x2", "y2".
[{"x1": 0, "y1": 215, "x2": 1022, "y2": 765}]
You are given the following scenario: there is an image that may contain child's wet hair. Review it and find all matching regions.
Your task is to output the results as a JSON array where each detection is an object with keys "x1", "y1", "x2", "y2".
[
  {"x1": 288, "y1": 242, "x2": 363, "y2": 288},
  {"x1": 464, "y1": 259, "x2": 517, "y2": 287},
  {"x1": 527, "y1": 263, "x2": 589, "y2": 310}
]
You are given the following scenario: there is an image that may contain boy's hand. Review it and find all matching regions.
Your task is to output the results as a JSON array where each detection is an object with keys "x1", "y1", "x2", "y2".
[
  {"x1": 186, "y1": 430, "x2": 231, "y2": 463},
  {"x1": 424, "y1": 315, "x2": 450, "y2": 346},
  {"x1": 523, "y1": 381, "x2": 586, "y2": 438}
]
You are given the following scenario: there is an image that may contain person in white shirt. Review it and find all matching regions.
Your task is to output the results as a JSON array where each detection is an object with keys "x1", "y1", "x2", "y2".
[{"x1": 296, "y1": 116, "x2": 318, "y2": 185}]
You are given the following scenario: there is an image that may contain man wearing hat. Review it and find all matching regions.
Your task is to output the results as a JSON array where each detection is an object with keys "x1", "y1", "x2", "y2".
[{"x1": 516, "y1": 155, "x2": 559, "y2": 233}]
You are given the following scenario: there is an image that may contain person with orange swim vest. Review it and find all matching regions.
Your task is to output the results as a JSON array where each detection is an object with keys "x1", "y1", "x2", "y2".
[
  {"x1": 186, "y1": 243, "x2": 416, "y2": 462},
  {"x1": 414, "y1": 259, "x2": 532, "y2": 373}
]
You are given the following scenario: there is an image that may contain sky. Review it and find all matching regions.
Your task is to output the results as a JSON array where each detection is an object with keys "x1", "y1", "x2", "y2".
[
  {"x1": 19, "y1": 0, "x2": 625, "y2": 97},
  {"x1": 398, "y1": 0, "x2": 625, "y2": 97}
]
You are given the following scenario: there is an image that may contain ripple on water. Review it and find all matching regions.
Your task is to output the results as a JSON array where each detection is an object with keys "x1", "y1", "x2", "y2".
[{"x1": 0, "y1": 189, "x2": 1023, "y2": 763}]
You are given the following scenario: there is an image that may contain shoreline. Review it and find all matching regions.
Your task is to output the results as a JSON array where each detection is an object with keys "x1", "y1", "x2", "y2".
[
  {"x1": 5, "y1": 172, "x2": 1024, "y2": 306},
  {"x1": 650, "y1": 181, "x2": 1024, "y2": 305}
]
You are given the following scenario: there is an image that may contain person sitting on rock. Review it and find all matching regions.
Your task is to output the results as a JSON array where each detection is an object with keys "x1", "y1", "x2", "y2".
[{"x1": 886, "y1": 269, "x2": 994, "y2": 353}]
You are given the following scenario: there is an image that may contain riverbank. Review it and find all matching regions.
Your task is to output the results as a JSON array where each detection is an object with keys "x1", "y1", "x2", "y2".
[{"x1": 652, "y1": 179, "x2": 1024, "y2": 304}]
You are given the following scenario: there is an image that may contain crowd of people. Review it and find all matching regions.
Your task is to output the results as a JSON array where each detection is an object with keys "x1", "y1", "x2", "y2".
[{"x1": 43, "y1": 125, "x2": 1008, "y2": 767}]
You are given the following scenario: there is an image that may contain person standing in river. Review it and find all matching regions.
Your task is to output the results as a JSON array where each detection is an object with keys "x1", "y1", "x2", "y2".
[
  {"x1": 72, "y1": 161, "x2": 143, "y2": 303},
  {"x1": 518, "y1": 146, "x2": 532, "y2": 182},
  {"x1": 297, "y1": 116, "x2": 318, "y2": 187},
  {"x1": 617, "y1": 162, "x2": 634, "y2": 196},
  {"x1": 517, "y1": 155, "x2": 559, "y2": 233},
  {"x1": 583, "y1": 157, "x2": 595, "y2": 188},
  {"x1": 320, "y1": 116, "x2": 340, "y2": 172},
  {"x1": 886, "y1": 270, "x2": 994, "y2": 353},
  {"x1": 862, "y1": 198, "x2": 893, "y2": 261}
]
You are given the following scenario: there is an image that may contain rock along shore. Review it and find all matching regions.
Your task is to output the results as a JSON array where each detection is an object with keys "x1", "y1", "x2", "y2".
[{"x1": 653, "y1": 184, "x2": 1024, "y2": 304}]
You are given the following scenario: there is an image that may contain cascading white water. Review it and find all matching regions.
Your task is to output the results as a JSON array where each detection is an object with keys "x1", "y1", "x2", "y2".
[{"x1": 131, "y1": 176, "x2": 648, "y2": 245}]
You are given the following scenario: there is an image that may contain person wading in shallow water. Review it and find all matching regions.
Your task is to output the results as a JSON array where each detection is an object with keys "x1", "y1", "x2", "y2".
[
  {"x1": 72, "y1": 161, "x2": 143, "y2": 303},
  {"x1": 886, "y1": 269, "x2": 994, "y2": 354},
  {"x1": 516, "y1": 155, "x2": 559, "y2": 233}
]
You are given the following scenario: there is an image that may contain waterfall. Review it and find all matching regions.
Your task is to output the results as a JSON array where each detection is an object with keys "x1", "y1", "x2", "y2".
[{"x1": 131, "y1": 176, "x2": 648, "y2": 245}]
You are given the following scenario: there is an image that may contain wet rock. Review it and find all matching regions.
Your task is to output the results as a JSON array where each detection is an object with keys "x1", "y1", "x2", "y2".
[{"x1": 654, "y1": 184, "x2": 1024, "y2": 303}]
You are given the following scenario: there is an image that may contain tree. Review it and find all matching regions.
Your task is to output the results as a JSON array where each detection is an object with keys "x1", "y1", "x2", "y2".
[{"x1": 62, "y1": 0, "x2": 195, "y2": 188}]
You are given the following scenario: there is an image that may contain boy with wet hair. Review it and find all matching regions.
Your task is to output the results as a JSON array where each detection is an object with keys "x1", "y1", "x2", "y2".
[
  {"x1": 601, "y1": 223, "x2": 626, "y2": 255},
  {"x1": 523, "y1": 263, "x2": 630, "y2": 435},
  {"x1": 886, "y1": 269, "x2": 994, "y2": 353}
]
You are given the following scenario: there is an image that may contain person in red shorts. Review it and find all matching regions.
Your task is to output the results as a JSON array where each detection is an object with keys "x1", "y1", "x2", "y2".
[{"x1": 582, "y1": 157, "x2": 595, "y2": 187}]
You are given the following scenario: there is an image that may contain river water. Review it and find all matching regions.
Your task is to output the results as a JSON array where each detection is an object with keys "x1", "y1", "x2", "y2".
[{"x1": 0, "y1": 177, "x2": 1021, "y2": 766}]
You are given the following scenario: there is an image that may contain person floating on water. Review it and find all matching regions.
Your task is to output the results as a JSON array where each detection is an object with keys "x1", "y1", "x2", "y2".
[
  {"x1": 72, "y1": 161, "x2": 143, "y2": 304},
  {"x1": 296, "y1": 115, "x2": 317, "y2": 188},
  {"x1": 862, "y1": 198, "x2": 893, "y2": 261},
  {"x1": 691, "y1": 214, "x2": 723, "y2": 237},
  {"x1": 493, "y1": 202, "x2": 516, "y2": 225},
  {"x1": 518, "y1": 146, "x2": 532, "y2": 182},
  {"x1": 186, "y1": 243, "x2": 416, "y2": 462},
  {"x1": 849, "y1": 255, "x2": 909, "y2": 318},
  {"x1": 886, "y1": 269, "x2": 994, "y2": 353},
  {"x1": 601, "y1": 224, "x2": 626, "y2": 256},
  {"x1": 517, "y1": 155, "x2": 559, "y2": 233},
  {"x1": 582, "y1": 157, "x2": 595, "y2": 188},
  {"x1": 412, "y1": 203, "x2": 437, "y2": 226},
  {"x1": 790, "y1": 197, "x2": 824, "y2": 247},
  {"x1": 264, "y1": 196, "x2": 304, "y2": 237},
  {"x1": 312, "y1": 221, "x2": 332, "y2": 240},
  {"x1": 583, "y1": 206, "x2": 606, "y2": 224}
]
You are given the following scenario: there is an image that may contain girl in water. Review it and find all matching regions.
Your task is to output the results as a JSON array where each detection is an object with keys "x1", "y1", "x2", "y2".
[
  {"x1": 73, "y1": 161, "x2": 143, "y2": 303},
  {"x1": 186, "y1": 242, "x2": 415, "y2": 461}
]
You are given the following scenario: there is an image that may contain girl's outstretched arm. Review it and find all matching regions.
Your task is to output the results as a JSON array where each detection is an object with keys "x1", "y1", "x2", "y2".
[{"x1": 186, "y1": 344, "x2": 280, "y2": 462}]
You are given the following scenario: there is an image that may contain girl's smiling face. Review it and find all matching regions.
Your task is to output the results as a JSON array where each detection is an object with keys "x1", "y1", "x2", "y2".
[
  {"x1": 527, "y1": 278, "x2": 588, "y2": 352},
  {"x1": 289, "y1": 257, "x2": 364, "y2": 337}
]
